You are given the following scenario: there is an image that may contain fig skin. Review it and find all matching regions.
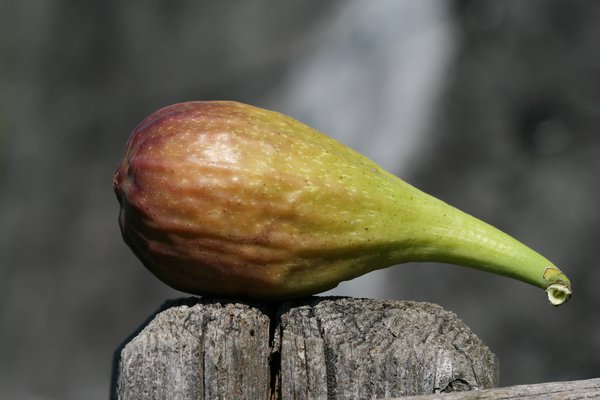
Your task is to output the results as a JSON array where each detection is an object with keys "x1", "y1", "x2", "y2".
[{"x1": 113, "y1": 101, "x2": 571, "y2": 303}]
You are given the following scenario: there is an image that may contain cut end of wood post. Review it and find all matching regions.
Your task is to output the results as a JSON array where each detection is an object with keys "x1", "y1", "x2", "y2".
[
  {"x1": 112, "y1": 297, "x2": 499, "y2": 399},
  {"x1": 546, "y1": 282, "x2": 571, "y2": 306}
]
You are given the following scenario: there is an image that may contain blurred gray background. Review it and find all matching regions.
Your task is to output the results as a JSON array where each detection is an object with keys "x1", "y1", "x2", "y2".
[{"x1": 1, "y1": 0, "x2": 599, "y2": 398}]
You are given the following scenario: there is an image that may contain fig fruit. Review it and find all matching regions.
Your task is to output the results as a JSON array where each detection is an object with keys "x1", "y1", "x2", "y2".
[{"x1": 113, "y1": 101, "x2": 571, "y2": 305}]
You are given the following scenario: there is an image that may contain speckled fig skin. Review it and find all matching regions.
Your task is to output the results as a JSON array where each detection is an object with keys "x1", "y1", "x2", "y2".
[{"x1": 113, "y1": 101, "x2": 571, "y2": 303}]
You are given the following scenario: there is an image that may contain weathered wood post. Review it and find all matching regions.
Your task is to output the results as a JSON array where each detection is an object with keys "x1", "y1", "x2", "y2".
[{"x1": 111, "y1": 297, "x2": 499, "y2": 400}]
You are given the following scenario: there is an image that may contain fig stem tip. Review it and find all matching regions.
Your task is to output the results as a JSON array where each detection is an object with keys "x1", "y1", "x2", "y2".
[{"x1": 546, "y1": 283, "x2": 571, "y2": 306}]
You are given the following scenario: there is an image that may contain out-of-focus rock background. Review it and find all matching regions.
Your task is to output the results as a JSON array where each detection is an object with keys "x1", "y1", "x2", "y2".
[{"x1": 1, "y1": 1, "x2": 598, "y2": 398}]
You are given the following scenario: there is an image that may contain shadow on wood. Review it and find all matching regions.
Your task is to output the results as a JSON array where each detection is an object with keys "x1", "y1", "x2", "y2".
[{"x1": 111, "y1": 297, "x2": 499, "y2": 399}]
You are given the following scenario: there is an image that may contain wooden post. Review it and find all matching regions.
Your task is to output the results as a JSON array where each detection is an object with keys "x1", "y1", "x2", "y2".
[{"x1": 111, "y1": 297, "x2": 499, "y2": 400}]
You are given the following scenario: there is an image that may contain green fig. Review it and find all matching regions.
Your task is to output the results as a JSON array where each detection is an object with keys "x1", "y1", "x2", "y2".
[{"x1": 113, "y1": 101, "x2": 571, "y2": 305}]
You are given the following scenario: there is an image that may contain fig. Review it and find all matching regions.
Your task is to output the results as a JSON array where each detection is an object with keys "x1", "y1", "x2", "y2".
[{"x1": 113, "y1": 101, "x2": 571, "y2": 305}]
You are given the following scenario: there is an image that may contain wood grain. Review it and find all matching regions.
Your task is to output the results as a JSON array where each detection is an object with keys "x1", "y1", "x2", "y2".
[
  {"x1": 391, "y1": 377, "x2": 600, "y2": 399},
  {"x1": 114, "y1": 298, "x2": 271, "y2": 400},
  {"x1": 112, "y1": 297, "x2": 499, "y2": 399}
]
